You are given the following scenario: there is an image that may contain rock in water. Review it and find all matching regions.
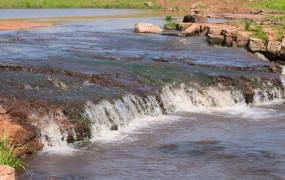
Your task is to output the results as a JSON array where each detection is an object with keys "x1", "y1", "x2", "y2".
[
  {"x1": 0, "y1": 165, "x2": 16, "y2": 180},
  {"x1": 134, "y1": 23, "x2": 163, "y2": 34},
  {"x1": 183, "y1": 15, "x2": 208, "y2": 23},
  {"x1": 182, "y1": 23, "x2": 201, "y2": 36}
]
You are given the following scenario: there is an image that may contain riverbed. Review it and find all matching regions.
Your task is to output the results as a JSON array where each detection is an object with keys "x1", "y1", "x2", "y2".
[{"x1": 0, "y1": 9, "x2": 284, "y2": 180}]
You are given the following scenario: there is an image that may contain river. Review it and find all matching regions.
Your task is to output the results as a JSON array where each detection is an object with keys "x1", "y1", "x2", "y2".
[{"x1": 0, "y1": 9, "x2": 284, "y2": 180}]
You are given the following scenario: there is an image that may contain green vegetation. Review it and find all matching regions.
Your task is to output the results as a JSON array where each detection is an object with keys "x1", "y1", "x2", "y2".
[
  {"x1": 244, "y1": 19, "x2": 269, "y2": 42},
  {"x1": 0, "y1": 134, "x2": 23, "y2": 169},
  {"x1": 265, "y1": 15, "x2": 285, "y2": 40},
  {"x1": 254, "y1": 25, "x2": 269, "y2": 42},
  {"x1": 0, "y1": 0, "x2": 158, "y2": 9},
  {"x1": 253, "y1": 0, "x2": 285, "y2": 12},
  {"x1": 164, "y1": 15, "x2": 176, "y2": 30},
  {"x1": 245, "y1": 19, "x2": 254, "y2": 31}
]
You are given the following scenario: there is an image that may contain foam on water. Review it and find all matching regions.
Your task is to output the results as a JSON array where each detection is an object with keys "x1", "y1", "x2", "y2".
[
  {"x1": 29, "y1": 111, "x2": 78, "y2": 154},
  {"x1": 84, "y1": 82, "x2": 284, "y2": 142},
  {"x1": 38, "y1": 78, "x2": 284, "y2": 150},
  {"x1": 282, "y1": 66, "x2": 285, "y2": 87}
]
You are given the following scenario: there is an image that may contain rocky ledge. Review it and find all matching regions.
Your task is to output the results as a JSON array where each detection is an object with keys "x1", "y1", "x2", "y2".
[{"x1": 135, "y1": 14, "x2": 285, "y2": 65}]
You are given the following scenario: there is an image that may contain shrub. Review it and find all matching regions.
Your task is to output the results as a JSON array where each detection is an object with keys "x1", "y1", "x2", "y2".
[{"x1": 0, "y1": 134, "x2": 24, "y2": 169}]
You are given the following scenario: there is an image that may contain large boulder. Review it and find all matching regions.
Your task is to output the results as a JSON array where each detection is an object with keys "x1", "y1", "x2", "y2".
[
  {"x1": 182, "y1": 23, "x2": 201, "y2": 36},
  {"x1": 0, "y1": 165, "x2": 15, "y2": 180},
  {"x1": 248, "y1": 37, "x2": 267, "y2": 52},
  {"x1": 183, "y1": 14, "x2": 208, "y2": 23},
  {"x1": 207, "y1": 33, "x2": 225, "y2": 45},
  {"x1": 134, "y1": 23, "x2": 163, "y2": 34}
]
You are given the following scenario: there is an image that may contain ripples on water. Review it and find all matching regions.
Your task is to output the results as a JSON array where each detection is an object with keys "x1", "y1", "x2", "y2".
[{"x1": 0, "y1": 10, "x2": 284, "y2": 180}]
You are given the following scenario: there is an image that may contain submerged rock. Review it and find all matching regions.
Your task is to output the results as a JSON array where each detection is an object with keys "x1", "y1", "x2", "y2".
[{"x1": 134, "y1": 23, "x2": 163, "y2": 34}]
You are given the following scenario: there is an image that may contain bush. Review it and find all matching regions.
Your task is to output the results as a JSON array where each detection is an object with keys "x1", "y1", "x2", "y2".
[{"x1": 0, "y1": 135, "x2": 24, "y2": 169}]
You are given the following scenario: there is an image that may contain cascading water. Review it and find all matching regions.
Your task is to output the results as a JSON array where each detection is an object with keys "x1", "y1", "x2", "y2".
[
  {"x1": 29, "y1": 110, "x2": 76, "y2": 153},
  {"x1": 84, "y1": 82, "x2": 284, "y2": 140},
  {"x1": 282, "y1": 66, "x2": 285, "y2": 88},
  {"x1": 85, "y1": 95, "x2": 162, "y2": 139}
]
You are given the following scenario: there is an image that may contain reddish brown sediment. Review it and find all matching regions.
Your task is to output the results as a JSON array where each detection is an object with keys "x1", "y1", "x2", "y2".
[{"x1": 0, "y1": 21, "x2": 52, "y2": 31}]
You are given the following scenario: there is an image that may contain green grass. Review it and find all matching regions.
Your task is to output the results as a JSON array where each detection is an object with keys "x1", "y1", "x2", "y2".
[
  {"x1": 253, "y1": 0, "x2": 285, "y2": 12},
  {"x1": 164, "y1": 15, "x2": 176, "y2": 30},
  {"x1": 245, "y1": 19, "x2": 254, "y2": 31},
  {"x1": 254, "y1": 25, "x2": 269, "y2": 42},
  {"x1": 0, "y1": 0, "x2": 159, "y2": 9},
  {"x1": 0, "y1": 134, "x2": 24, "y2": 169}
]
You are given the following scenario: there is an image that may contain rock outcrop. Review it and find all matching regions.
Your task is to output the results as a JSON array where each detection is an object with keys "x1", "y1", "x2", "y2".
[
  {"x1": 182, "y1": 23, "x2": 201, "y2": 35},
  {"x1": 183, "y1": 14, "x2": 208, "y2": 23},
  {"x1": 248, "y1": 37, "x2": 267, "y2": 52},
  {"x1": 0, "y1": 112, "x2": 43, "y2": 157},
  {"x1": 134, "y1": 23, "x2": 163, "y2": 34},
  {"x1": 0, "y1": 166, "x2": 15, "y2": 180}
]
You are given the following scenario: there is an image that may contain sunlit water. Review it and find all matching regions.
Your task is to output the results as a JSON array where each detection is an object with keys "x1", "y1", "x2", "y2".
[{"x1": 0, "y1": 9, "x2": 284, "y2": 180}]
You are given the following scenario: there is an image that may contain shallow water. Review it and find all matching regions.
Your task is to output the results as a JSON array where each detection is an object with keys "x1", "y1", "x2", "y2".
[
  {"x1": 21, "y1": 103, "x2": 285, "y2": 180},
  {"x1": 0, "y1": 9, "x2": 284, "y2": 180},
  {"x1": 0, "y1": 9, "x2": 141, "y2": 19}
]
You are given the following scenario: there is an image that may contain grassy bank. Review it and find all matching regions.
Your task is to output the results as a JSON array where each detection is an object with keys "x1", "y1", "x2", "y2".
[
  {"x1": 0, "y1": 0, "x2": 159, "y2": 8},
  {"x1": 0, "y1": 135, "x2": 23, "y2": 169},
  {"x1": 254, "y1": 0, "x2": 285, "y2": 12}
]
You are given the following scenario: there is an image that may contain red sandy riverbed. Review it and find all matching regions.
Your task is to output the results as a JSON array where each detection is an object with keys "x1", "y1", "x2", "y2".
[{"x1": 0, "y1": 21, "x2": 52, "y2": 30}]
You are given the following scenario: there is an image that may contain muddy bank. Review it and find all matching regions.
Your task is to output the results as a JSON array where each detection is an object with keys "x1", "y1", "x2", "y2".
[{"x1": 0, "y1": 21, "x2": 52, "y2": 31}]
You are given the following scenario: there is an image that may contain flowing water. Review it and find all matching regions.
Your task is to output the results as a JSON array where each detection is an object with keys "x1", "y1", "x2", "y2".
[{"x1": 0, "y1": 9, "x2": 284, "y2": 180}]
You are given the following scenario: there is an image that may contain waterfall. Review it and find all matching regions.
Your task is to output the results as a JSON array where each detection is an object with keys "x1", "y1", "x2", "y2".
[
  {"x1": 29, "y1": 110, "x2": 77, "y2": 153},
  {"x1": 85, "y1": 82, "x2": 284, "y2": 140},
  {"x1": 32, "y1": 76, "x2": 284, "y2": 149},
  {"x1": 85, "y1": 95, "x2": 162, "y2": 139},
  {"x1": 281, "y1": 66, "x2": 285, "y2": 88}
]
